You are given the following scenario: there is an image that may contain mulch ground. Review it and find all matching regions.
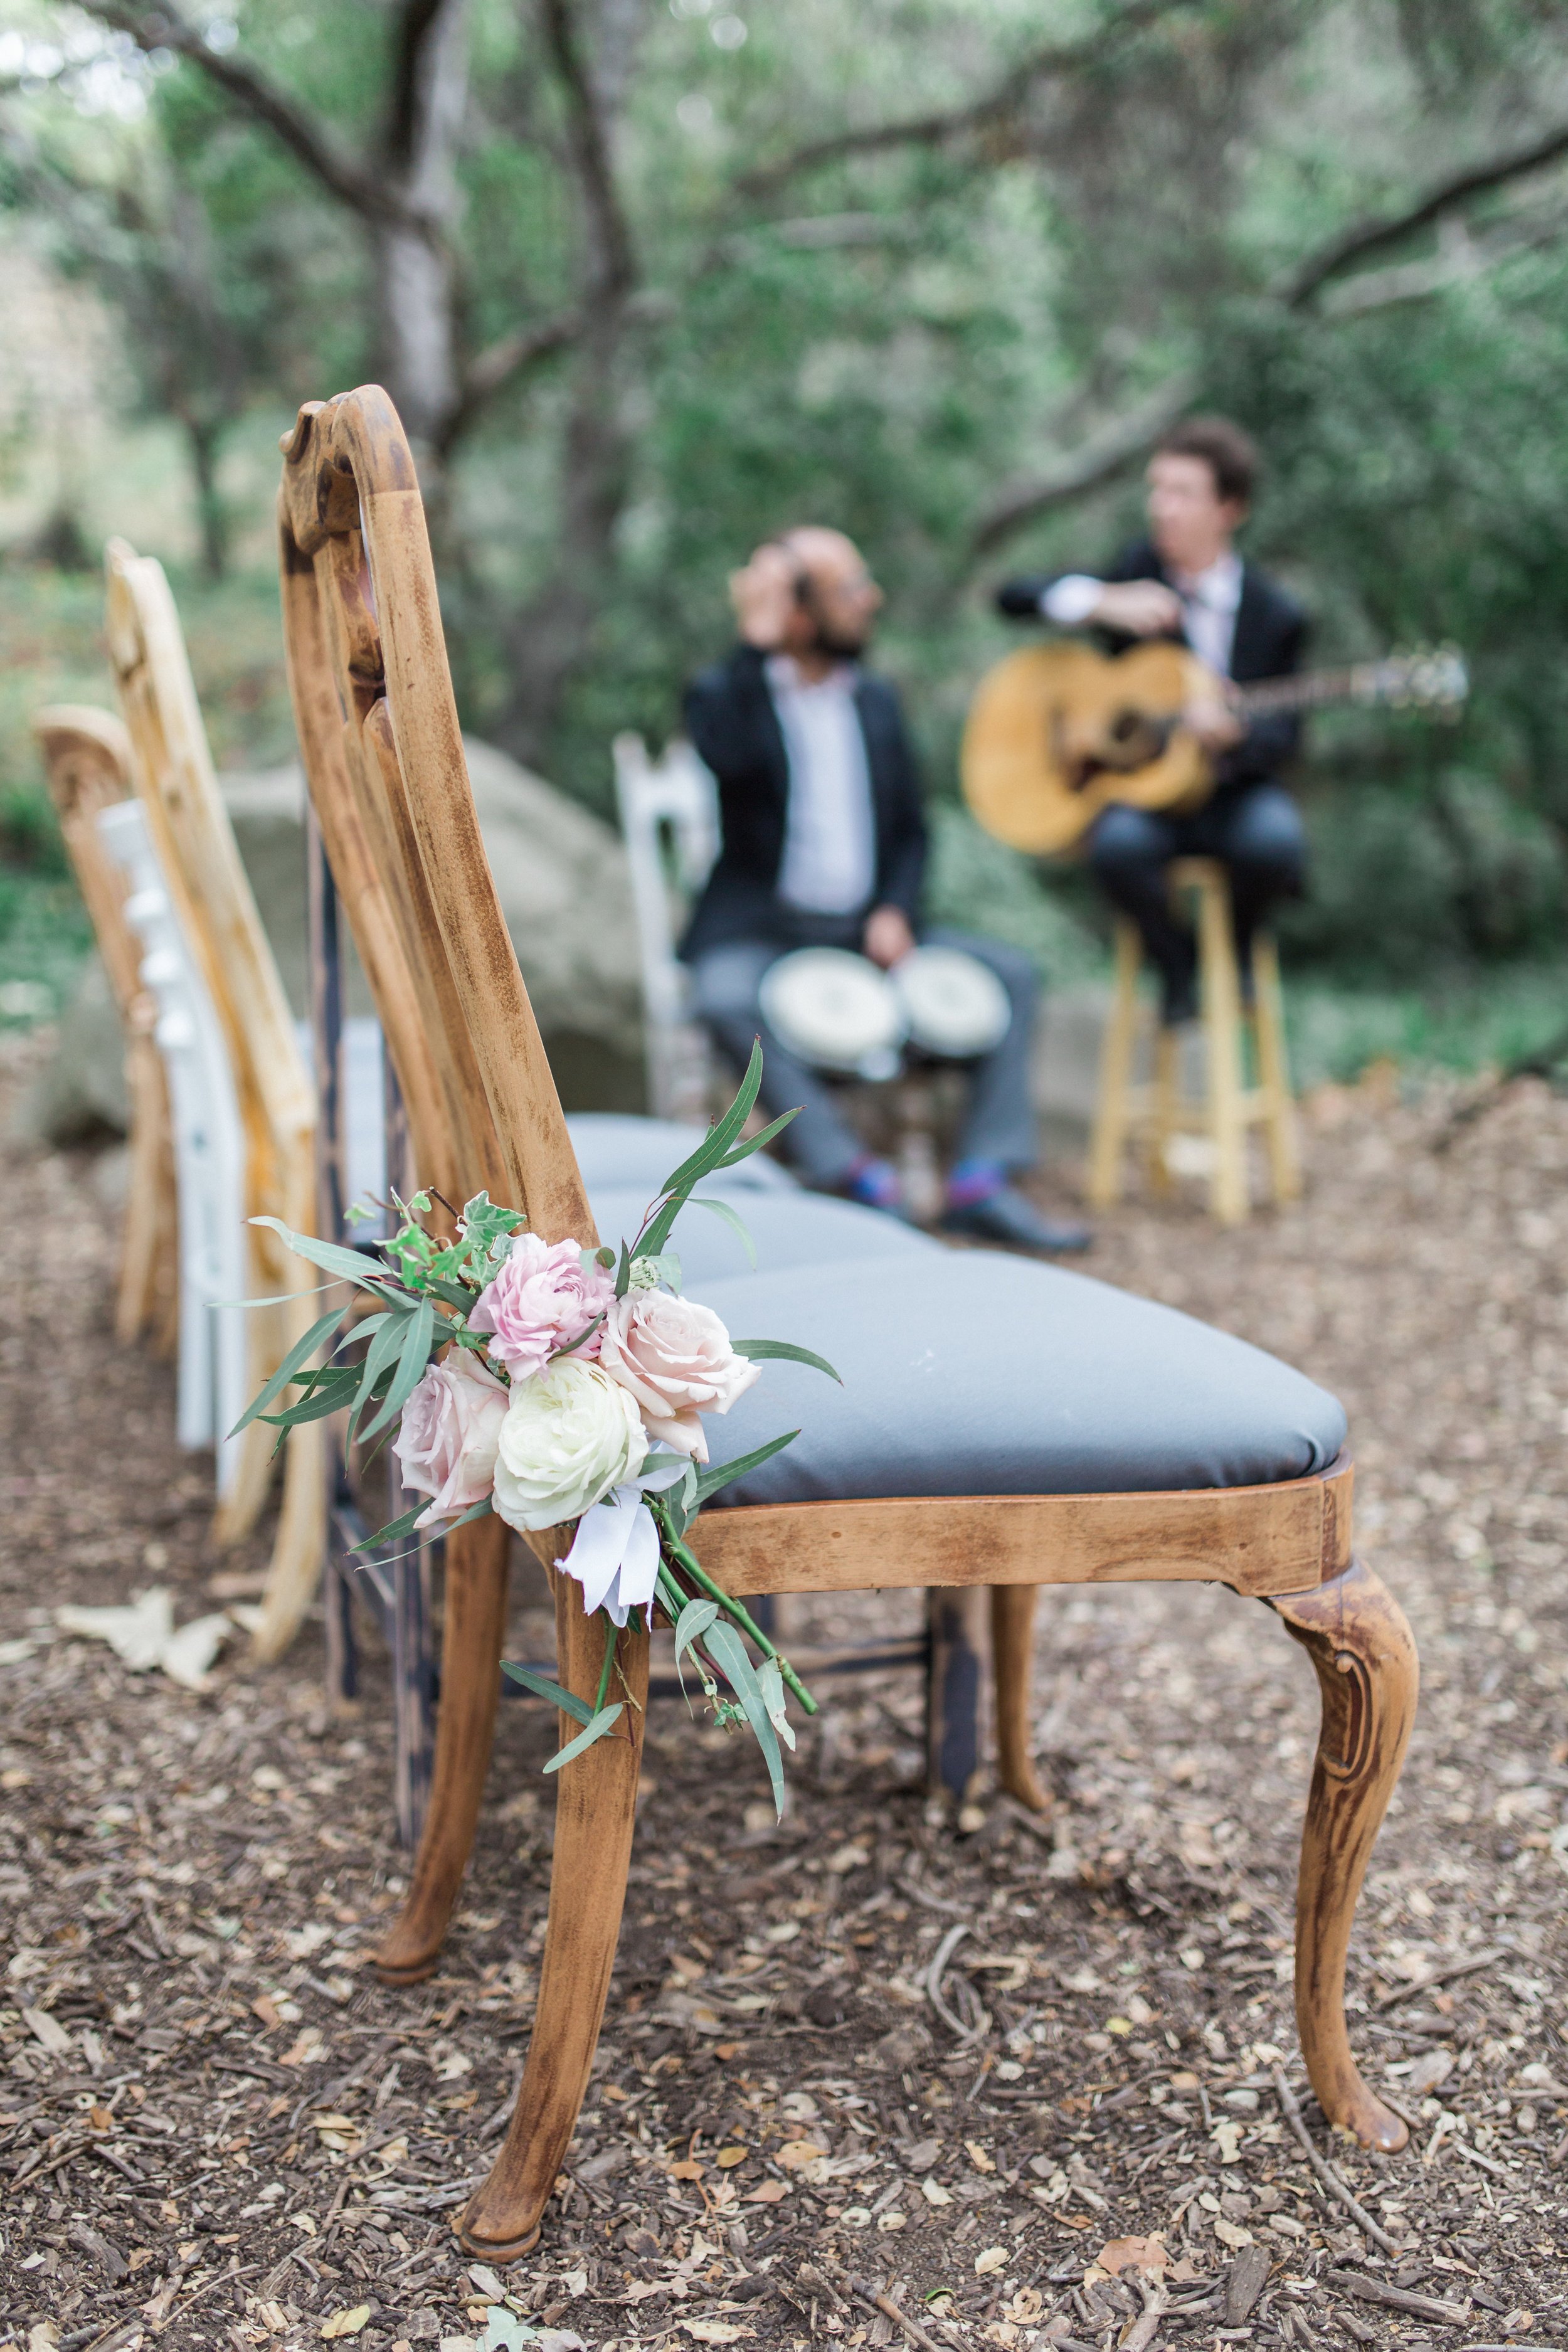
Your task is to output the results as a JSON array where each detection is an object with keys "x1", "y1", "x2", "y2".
[{"x1": 3, "y1": 1034, "x2": 1567, "y2": 2352}]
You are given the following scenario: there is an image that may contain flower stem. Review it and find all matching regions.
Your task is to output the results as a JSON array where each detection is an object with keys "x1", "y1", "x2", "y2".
[
  {"x1": 650, "y1": 1504, "x2": 818, "y2": 1717},
  {"x1": 594, "y1": 1613, "x2": 618, "y2": 1714}
]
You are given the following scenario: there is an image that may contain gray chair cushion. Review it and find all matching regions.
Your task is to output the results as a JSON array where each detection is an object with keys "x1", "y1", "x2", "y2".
[
  {"x1": 586, "y1": 1185, "x2": 938, "y2": 1288},
  {"x1": 690, "y1": 1254, "x2": 1347, "y2": 1503},
  {"x1": 567, "y1": 1114, "x2": 797, "y2": 1194}
]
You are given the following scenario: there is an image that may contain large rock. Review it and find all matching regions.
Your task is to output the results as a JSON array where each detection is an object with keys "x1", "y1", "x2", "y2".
[{"x1": 19, "y1": 738, "x2": 649, "y2": 1146}]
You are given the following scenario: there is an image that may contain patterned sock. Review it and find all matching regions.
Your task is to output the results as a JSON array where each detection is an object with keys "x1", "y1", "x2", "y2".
[
  {"x1": 846, "y1": 1155, "x2": 903, "y2": 1209},
  {"x1": 946, "y1": 1157, "x2": 1007, "y2": 1209}
]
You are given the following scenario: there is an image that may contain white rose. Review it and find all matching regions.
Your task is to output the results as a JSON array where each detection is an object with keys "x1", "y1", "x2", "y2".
[
  {"x1": 491, "y1": 1358, "x2": 648, "y2": 1533},
  {"x1": 598, "y1": 1288, "x2": 760, "y2": 1461}
]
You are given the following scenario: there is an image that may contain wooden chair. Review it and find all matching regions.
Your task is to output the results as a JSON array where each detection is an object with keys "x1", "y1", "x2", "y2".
[
  {"x1": 103, "y1": 540, "x2": 325, "y2": 1661},
  {"x1": 34, "y1": 707, "x2": 178, "y2": 1357},
  {"x1": 278, "y1": 386, "x2": 1417, "y2": 2265},
  {"x1": 1088, "y1": 856, "x2": 1301, "y2": 1225}
]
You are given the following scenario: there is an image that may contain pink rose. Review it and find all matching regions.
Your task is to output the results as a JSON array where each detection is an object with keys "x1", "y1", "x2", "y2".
[
  {"x1": 394, "y1": 1346, "x2": 510, "y2": 1529},
  {"x1": 598, "y1": 1289, "x2": 760, "y2": 1460},
  {"x1": 468, "y1": 1233, "x2": 613, "y2": 1381}
]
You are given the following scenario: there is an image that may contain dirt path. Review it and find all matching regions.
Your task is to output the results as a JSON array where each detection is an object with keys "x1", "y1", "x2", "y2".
[{"x1": 3, "y1": 1041, "x2": 1566, "y2": 2351}]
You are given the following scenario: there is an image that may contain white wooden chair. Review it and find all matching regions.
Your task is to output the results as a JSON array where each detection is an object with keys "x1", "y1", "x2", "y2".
[
  {"x1": 97, "y1": 797, "x2": 251, "y2": 1490},
  {"x1": 613, "y1": 730, "x2": 720, "y2": 1122}
]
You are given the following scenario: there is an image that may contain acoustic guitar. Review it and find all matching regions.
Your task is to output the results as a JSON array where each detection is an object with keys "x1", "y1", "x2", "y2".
[{"x1": 960, "y1": 638, "x2": 1468, "y2": 857}]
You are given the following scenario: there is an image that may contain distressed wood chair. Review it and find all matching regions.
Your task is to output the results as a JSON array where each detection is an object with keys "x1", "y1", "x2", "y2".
[
  {"x1": 103, "y1": 540, "x2": 325, "y2": 1661},
  {"x1": 34, "y1": 706, "x2": 179, "y2": 1355},
  {"x1": 278, "y1": 385, "x2": 1417, "y2": 2266}
]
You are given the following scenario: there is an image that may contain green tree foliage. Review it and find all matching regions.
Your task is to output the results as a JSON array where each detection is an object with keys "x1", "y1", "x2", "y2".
[{"x1": 4, "y1": 0, "x2": 1568, "y2": 980}]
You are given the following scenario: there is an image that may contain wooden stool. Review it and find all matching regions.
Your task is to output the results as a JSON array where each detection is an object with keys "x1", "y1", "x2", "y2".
[{"x1": 1088, "y1": 856, "x2": 1301, "y2": 1226}]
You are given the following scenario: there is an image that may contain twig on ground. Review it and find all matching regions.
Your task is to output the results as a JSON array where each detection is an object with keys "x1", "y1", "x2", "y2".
[
  {"x1": 1376, "y1": 1948, "x2": 1503, "y2": 2010},
  {"x1": 927, "y1": 1921, "x2": 983, "y2": 2042},
  {"x1": 1270, "y1": 2068, "x2": 1401, "y2": 2255},
  {"x1": 1449, "y1": 2139, "x2": 1513, "y2": 2181},
  {"x1": 1328, "y1": 2270, "x2": 1470, "y2": 2326}
]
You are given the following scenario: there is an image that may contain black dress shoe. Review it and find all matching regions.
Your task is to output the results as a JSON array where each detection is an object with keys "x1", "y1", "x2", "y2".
[{"x1": 940, "y1": 1186, "x2": 1093, "y2": 1254}]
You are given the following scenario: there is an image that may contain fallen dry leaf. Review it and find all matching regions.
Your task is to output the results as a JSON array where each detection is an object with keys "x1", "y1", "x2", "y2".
[
  {"x1": 668, "y1": 2158, "x2": 706, "y2": 2181},
  {"x1": 680, "y1": 2325, "x2": 751, "y2": 2343},
  {"x1": 1096, "y1": 2234, "x2": 1168, "y2": 2277},
  {"x1": 965, "y1": 2139, "x2": 995, "y2": 2173},
  {"x1": 776, "y1": 2139, "x2": 827, "y2": 2169},
  {"x1": 743, "y1": 2180, "x2": 788, "y2": 2204},
  {"x1": 320, "y1": 2309, "x2": 372, "y2": 2341},
  {"x1": 974, "y1": 2247, "x2": 1009, "y2": 2275},
  {"x1": 715, "y1": 2144, "x2": 748, "y2": 2167}
]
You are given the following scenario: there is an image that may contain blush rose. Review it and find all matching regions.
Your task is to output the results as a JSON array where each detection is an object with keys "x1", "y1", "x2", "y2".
[
  {"x1": 598, "y1": 1289, "x2": 759, "y2": 1459},
  {"x1": 393, "y1": 1345, "x2": 510, "y2": 1530},
  {"x1": 468, "y1": 1233, "x2": 613, "y2": 1382}
]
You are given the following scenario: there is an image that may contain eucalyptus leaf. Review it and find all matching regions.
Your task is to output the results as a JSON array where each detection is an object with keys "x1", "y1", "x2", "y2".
[
  {"x1": 704, "y1": 1622, "x2": 784, "y2": 1816},
  {"x1": 688, "y1": 1196, "x2": 756, "y2": 1266},
  {"x1": 500, "y1": 1661, "x2": 595, "y2": 1725},
  {"x1": 672, "y1": 1597, "x2": 719, "y2": 1702},
  {"x1": 228, "y1": 1302, "x2": 349, "y2": 1436},
  {"x1": 714, "y1": 1104, "x2": 800, "y2": 1166},
  {"x1": 543, "y1": 1702, "x2": 625, "y2": 1773},
  {"x1": 250, "y1": 1215, "x2": 405, "y2": 1294},
  {"x1": 347, "y1": 1307, "x2": 413, "y2": 1437},
  {"x1": 358, "y1": 1298, "x2": 437, "y2": 1443},
  {"x1": 692, "y1": 1428, "x2": 799, "y2": 1507},
  {"x1": 729, "y1": 1338, "x2": 842, "y2": 1382},
  {"x1": 655, "y1": 1041, "x2": 764, "y2": 1197}
]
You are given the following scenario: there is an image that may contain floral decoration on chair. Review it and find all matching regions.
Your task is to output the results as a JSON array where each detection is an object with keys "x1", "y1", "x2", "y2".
[{"x1": 235, "y1": 1048, "x2": 834, "y2": 1809}]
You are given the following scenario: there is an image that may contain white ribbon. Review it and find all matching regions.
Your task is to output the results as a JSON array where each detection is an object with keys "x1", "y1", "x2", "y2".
[{"x1": 555, "y1": 1455, "x2": 689, "y2": 1628}]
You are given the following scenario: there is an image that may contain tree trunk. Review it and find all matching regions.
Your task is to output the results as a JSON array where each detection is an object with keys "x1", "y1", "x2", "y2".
[
  {"x1": 374, "y1": 0, "x2": 471, "y2": 460},
  {"x1": 185, "y1": 416, "x2": 228, "y2": 580}
]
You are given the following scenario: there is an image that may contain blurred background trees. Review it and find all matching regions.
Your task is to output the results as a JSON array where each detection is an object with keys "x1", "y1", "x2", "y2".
[{"x1": 4, "y1": 0, "x2": 1568, "y2": 1054}]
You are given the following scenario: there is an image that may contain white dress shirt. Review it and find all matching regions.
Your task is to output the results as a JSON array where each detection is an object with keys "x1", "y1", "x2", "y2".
[
  {"x1": 766, "y1": 654, "x2": 877, "y2": 915},
  {"x1": 1042, "y1": 549, "x2": 1245, "y2": 678}
]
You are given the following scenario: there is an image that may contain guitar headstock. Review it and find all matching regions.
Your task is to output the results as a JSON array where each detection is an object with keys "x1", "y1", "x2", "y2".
[{"x1": 1362, "y1": 645, "x2": 1470, "y2": 713}]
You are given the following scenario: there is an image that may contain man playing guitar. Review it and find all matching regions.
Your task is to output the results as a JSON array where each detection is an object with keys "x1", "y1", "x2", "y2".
[{"x1": 995, "y1": 415, "x2": 1306, "y2": 1026}]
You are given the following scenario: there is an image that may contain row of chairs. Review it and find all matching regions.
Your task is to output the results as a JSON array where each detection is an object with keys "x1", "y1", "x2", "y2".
[{"x1": 34, "y1": 391, "x2": 1412, "y2": 2275}]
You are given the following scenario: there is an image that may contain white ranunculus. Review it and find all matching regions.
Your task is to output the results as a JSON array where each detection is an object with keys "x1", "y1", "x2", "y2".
[{"x1": 491, "y1": 1358, "x2": 648, "y2": 1534}]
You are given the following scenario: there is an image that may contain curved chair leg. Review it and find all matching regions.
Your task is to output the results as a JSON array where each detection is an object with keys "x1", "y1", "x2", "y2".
[
  {"x1": 990, "y1": 1584, "x2": 1049, "y2": 1813},
  {"x1": 458, "y1": 1579, "x2": 648, "y2": 2262},
  {"x1": 1268, "y1": 1557, "x2": 1417, "y2": 2151},
  {"x1": 248, "y1": 1419, "x2": 327, "y2": 1663},
  {"x1": 374, "y1": 1513, "x2": 512, "y2": 1985}
]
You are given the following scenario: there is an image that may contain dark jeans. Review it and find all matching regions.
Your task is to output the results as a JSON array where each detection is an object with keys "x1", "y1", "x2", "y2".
[
  {"x1": 689, "y1": 911, "x2": 1039, "y2": 1190},
  {"x1": 1087, "y1": 784, "x2": 1306, "y2": 1000}
]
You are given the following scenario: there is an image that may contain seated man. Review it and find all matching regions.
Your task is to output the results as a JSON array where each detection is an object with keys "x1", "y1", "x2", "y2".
[
  {"x1": 682, "y1": 526, "x2": 1089, "y2": 1253},
  {"x1": 995, "y1": 414, "x2": 1307, "y2": 1025}
]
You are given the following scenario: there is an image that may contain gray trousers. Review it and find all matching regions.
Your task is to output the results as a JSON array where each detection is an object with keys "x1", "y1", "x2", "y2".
[{"x1": 690, "y1": 920, "x2": 1039, "y2": 1190}]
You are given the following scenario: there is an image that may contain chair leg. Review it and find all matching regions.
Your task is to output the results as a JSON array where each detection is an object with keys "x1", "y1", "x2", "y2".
[
  {"x1": 990, "y1": 1585, "x2": 1048, "y2": 1813},
  {"x1": 1086, "y1": 921, "x2": 1142, "y2": 1209},
  {"x1": 1268, "y1": 1558, "x2": 1418, "y2": 2151},
  {"x1": 926, "y1": 1587, "x2": 987, "y2": 1800},
  {"x1": 374, "y1": 1513, "x2": 511, "y2": 1985},
  {"x1": 458, "y1": 1580, "x2": 649, "y2": 2262}
]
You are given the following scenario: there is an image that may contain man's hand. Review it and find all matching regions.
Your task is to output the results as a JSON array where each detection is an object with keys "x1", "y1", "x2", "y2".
[
  {"x1": 729, "y1": 543, "x2": 800, "y2": 650},
  {"x1": 863, "y1": 905, "x2": 915, "y2": 968},
  {"x1": 1184, "y1": 694, "x2": 1244, "y2": 753},
  {"x1": 1088, "y1": 579, "x2": 1184, "y2": 637}
]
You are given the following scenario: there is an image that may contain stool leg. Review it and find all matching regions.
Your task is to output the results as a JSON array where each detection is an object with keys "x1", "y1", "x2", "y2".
[
  {"x1": 1197, "y1": 878, "x2": 1248, "y2": 1224},
  {"x1": 990, "y1": 1586, "x2": 1048, "y2": 1813},
  {"x1": 1086, "y1": 921, "x2": 1142, "y2": 1209},
  {"x1": 1147, "y1": 1026, "x2": 1177, "y2": 1198},
  {"x1": 1268, "y1": 1559, "x2": 1417, "y2": 2151},
  {"x1": 1251, "y1": 934, "x2": 1302, "y2": 1205}
]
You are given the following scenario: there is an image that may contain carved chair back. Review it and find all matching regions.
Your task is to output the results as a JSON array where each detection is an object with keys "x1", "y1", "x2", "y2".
[
  {"x1": 33, "y1": 706, "x2": 177, "y2": 1352},
  {"x1": 103, "y1": 541, "x2": 324, "y2": 1656}
]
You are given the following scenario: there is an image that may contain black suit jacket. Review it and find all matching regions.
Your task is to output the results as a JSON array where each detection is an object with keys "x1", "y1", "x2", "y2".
[
  {"x1": 680, "y1": 644, "x2": 928, "y2": 961},
  {"x1": 995, "y1": 537, "x2": 1308, "y2": 793}
]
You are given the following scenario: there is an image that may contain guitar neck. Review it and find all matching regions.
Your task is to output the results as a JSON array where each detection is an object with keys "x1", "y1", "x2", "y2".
[{"x1": 1236, "y1": 664, "x2": 1394, "y2": 717}]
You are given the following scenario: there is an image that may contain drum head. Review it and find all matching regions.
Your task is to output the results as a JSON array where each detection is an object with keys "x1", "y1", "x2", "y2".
[
  {"x1": 893, "y1": 945, "x2": 1012, "y2": 1060},
  {"x1": 760, "y1": 947, "x2": 906, "y2": 1078}
]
